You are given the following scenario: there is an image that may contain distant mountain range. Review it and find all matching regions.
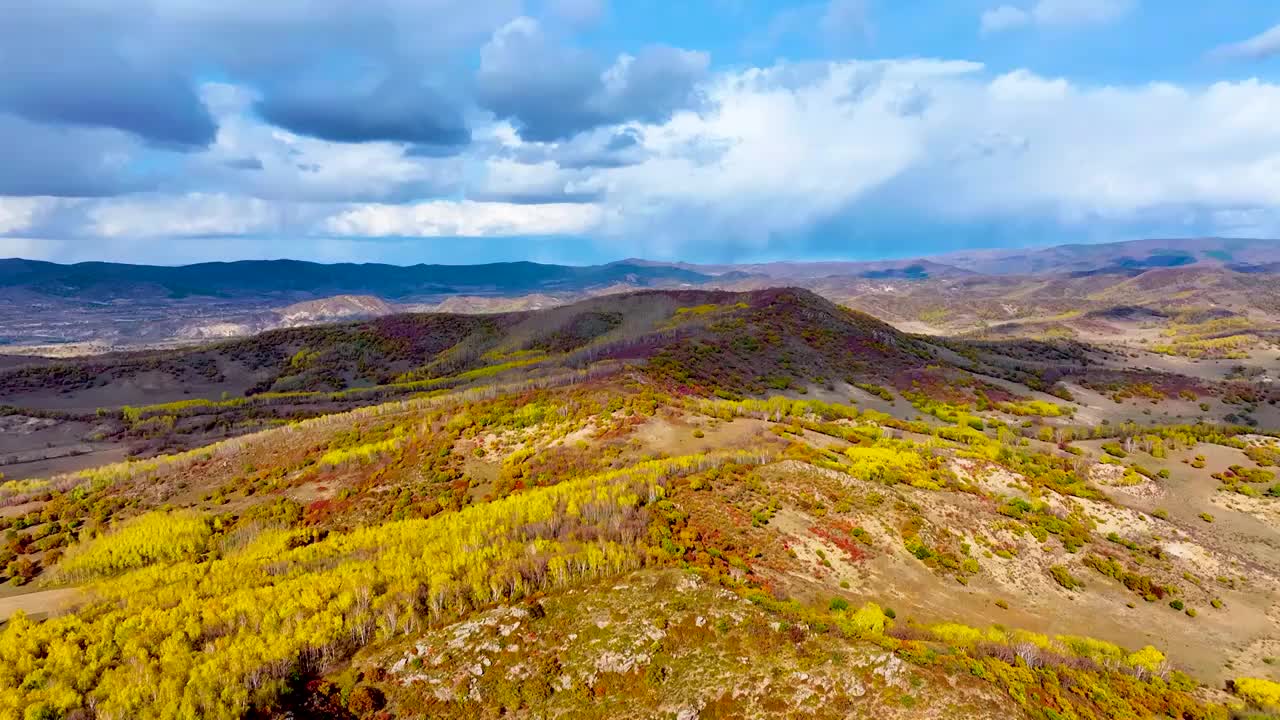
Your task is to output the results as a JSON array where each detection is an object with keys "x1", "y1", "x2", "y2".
[
  {"x1": 2, "y1": 237, "x2": 1278, "y2": 349},
  {"x1": 5, "y1": 237, "x2": 1278, "y2": 303},
  {"x1": 0, "y1": 258, "x2": 720, "y2": 302},
  {"x1": 931, "y1": 237, "x2": 1280, "y2": 276}
]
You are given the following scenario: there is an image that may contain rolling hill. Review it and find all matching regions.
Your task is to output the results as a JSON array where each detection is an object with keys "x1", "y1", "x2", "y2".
[{"x1": 1, "y1": 288, "x2": 1280, "y2": 718}]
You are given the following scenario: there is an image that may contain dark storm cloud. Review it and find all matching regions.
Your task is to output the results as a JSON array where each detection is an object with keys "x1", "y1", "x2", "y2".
[
  {"x1": 477, "y1": 18, "x2": 709, "y2": 141},
  {"x1": 256, "y1": 79, "x2": 472, "y2": 147},
  {"x1": 0, "y1": 0, "x2": 521, "y2": 175},
  {"x1": 0, "y1": 114, "x2": 154, "y2": 197},
  {"x1": 0, "y1": 50, "x2": 217, "y2": 149}
]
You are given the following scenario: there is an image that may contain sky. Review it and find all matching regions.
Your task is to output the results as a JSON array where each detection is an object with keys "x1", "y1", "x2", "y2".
[{"x1": 2, "y1": 0, "x2": 1280, "y2": 266}]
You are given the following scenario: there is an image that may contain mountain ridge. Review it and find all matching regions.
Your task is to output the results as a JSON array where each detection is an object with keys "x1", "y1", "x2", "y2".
[{"x1": 7, "y1": 237, "x2": 1280, "y2": 302}]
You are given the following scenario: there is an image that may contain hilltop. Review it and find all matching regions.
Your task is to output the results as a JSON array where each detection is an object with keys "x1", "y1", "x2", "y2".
[{"x1": 0, "y1": 288, "x2": 1007, "y2": 468}]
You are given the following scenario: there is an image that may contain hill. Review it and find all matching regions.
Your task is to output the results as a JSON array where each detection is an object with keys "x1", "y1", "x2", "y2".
[{"x1": 1, "y1": 288, "x2": 1280, "y2": 718}]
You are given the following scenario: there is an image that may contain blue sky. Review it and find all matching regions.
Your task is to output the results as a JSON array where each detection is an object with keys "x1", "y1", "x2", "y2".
[{"x1": 1, "y1": 0, "x2": 1279, "y2": 265}]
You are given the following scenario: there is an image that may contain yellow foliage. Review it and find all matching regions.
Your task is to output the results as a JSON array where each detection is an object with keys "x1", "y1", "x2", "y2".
[
  {"x1": 847, "y1": 602, "x2": 889, "y2": 636},
  {"x1": 1235, "y1": 677, "x2": 1280, "y2": 710},
  {"x1": 1055, "y1": 635, "x2": 1125, "y2": 662},
  {"x1": 57, "y1": 511, "x2": 212, "y2": 582},
  {"x1": 929, "y1": 622, "x2": 1005, "y2": 647},
  {"x1": 0, "y1": 479, "x2": 48, "y2": 498},
  {"x1": 996, "y1": 400, "x2": 1067, "y2": 417},
  {"x1": 1127, "y1": 645, "x2": 1168, "y2": 673},
  {"x1": 844, "y1": 445, "x2": 926, "y2": 484},
  {"x1": 0, "y1": 452, "x2": 768, "y2": 720},
  {"x1": 318, "y1": 434, "x2": 406, "y2": 468}
]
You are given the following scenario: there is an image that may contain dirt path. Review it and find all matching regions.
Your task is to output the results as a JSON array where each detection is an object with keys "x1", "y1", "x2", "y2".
[{"x1": 0, "y1": 587, "x2": 82, "y2": 622}]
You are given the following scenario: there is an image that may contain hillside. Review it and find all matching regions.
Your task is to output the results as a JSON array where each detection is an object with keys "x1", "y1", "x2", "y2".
[
  {"x1": 0, "y1": 288, "x2": 1012, "y2": 470},
  {"x1": 1, "y1": 288, "x2": 1280, "y2": 718}
]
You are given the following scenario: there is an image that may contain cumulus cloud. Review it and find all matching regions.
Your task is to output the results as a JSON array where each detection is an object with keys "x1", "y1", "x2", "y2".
[
  {"x1": 255, "y1": 76, "x2": 471, "y2": 148},
  {"x1": 12, "y1": 57, "x2": 1280, "y2": 261},
  {"x1": 5, "y1": 1, "x2": 1280, "y2": 266},
  {"x1": 0, "y1": 1, "x2": 521, "y2": 154},
  {"x1": 0, "y1": 57, "x2": 216, "y2": 149},
  {"x1": 324, "y1": 200, "x2": 605, "y2": 237},
  {"x1": 529, "y1": 128, "x2": 650, "y2": 170},
  {"x1": 477, "y1": 17, "x2": 709, "y2": 141},
  {"x1": 1210, "y1": 24, "x2": 1280, "y2": 61},
  {"x1": 88, "y1": 194, "x2": 288, "y2": 239},
  {"x1": 557, "y1": 60, "x2": 1280, "y2": 254},
  {"x1": 183, "y1": 82, "x2": 468, "y2": 203},
  {"x1": 981, "y1": 0, "x2": 1135, "y2": 34}
]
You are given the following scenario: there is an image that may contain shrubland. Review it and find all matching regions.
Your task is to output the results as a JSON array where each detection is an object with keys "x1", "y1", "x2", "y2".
[{"x1": 0, "y1": 288, "x2": 1276, "y2": 719}]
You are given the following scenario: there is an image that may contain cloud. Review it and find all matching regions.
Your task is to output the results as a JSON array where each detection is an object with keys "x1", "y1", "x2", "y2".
[
  {"x1": 0, "y1": 114, "x2": 154, "y2": 197},
  {"x1": 323, "y1": 200, "x2": 605, "y2": 237},
  {"x1": 255, "y1": 77, "x2": 471, "y2": 147},
  {"x1": 0, "y1": 1, "x2": 523, "y2": 156},
  {"x1": 549, "y1": 128, "x2": 650, "y2": 169},
  {"x1": 1210, "y1": 24, "x2": 1280, "y2": 61},
  {"x1": 88, "y1": 194, "x2": 288, "y2": 239},
  {"x1": 6, "y1": 192, "x2": 606, "y2": 250},
  {"x1": 0, "y1": 198, "x2": 61, "y2": 235},
  {"x1": 224, "y1": 157, "x2": 265, "y2": 171},
  {"x1": 9, "y1": 34, "x2": 1280, "y2": 266},
  {"x1": 561, "y1": 60, "x2": 1280, "y2": 257},
  {"x1": 180, "y1": 82, "x2": 468, "y2": 204},
  {"x1": 0, "y1": 55, "x2": 217, "y2": 148},
  {"x1": 981, "y1": 0, "x2": 1135, "y2": 34},
  {"x1": 477, "y1": 17, "x2": 709, "y2": 141}
]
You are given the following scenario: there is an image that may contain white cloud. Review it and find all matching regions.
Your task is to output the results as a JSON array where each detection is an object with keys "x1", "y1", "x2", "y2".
[
  {"x1": 0, "y1": 197, "x2": 58, "y2": 235},
  {"x1": 563, "y1": 60, "x2": 1280, "y2": 248},
  {"x1": 982, "y1": 0, "x2": 1135, "y2": 34},
  {"x1": 189, "y1": 82, "x2": 466, "y2": 203},
  {"x1": 575, "y1": 60, "x2": 984, "y2": 247},
  {"x1": 89, "y1": 194, "x2": 285, "y2": 238},
  {"x1": 10, "y1": 55, "x2": 1280, "y2": 262},
  {"x1": 323, "y1": 200, "x2": 605, "y2": 237},
  {"x1": 1211, "y1": 23, "x2": 1280, "y2": 61}
]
